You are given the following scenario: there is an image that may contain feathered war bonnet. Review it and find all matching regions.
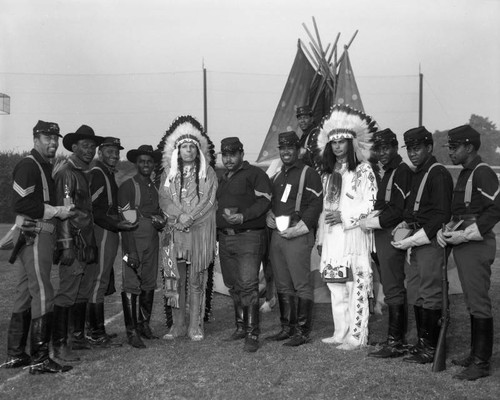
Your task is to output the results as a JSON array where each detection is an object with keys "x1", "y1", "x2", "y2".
[
  {"x1": 313, "y1": 104, "x2": 378, "y2": 168},
  {"x1": 158, "y1": 115, "x2": 215, "y2": 187}
]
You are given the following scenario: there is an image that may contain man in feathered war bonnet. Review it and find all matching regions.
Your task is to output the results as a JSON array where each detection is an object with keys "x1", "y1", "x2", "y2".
[{"x1": 159, "y1": 116, "x2": 217, "y2": 342}]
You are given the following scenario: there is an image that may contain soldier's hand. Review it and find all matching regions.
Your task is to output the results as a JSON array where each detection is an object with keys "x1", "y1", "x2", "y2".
[
  {"x1": 56, "y1": 205, "x2": 76, "y2": 220},
  {"x1": 436, "y1": 228, "x2": 447, "y2": 248},
  {"x1": 443, "y1": 231, "x2": 468, "y2": 246},
  {"x1": 266, "y1": 211, "x2": 276, "y2": 229},
  {"x1": 223, "y1": 213, "x2": 244, "y2": 225},
  {"x1": 60, "y1": 248, "x2": 76, "y2": 266},
  {"x1": 117, "y1": 220, "x2": 138, "y2": 231},
  {"x1": 325, "y1": 211, "x2": 341, "y2": 226},
  {"x1": 151, "y1": 215, "x2": 167, "y2": 231}
]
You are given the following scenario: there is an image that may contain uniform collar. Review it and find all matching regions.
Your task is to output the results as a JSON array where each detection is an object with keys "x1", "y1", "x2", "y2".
[
  {"x1": 383, "y1": 154, "x2": 402, "y2": 171},
  {"x1": 463, "y1": 155, "x2": 482, "y2": 171},
  {"x1": 31, "y1": 149, "x2": 52, "y2": 165},
  {"x1": 415, "y1": 155, "x2": 437, "y2": 173},
  {"x1": 281, "y1": 159, "x2": 304, "y2": 173},
  {"x1": 222, "y1": 160, "x2": 249, "y2": 180},
  {"x1": 68, "y1": 154, "x2": 91, "y2": 171},
  {"x1": 96, "y1": 160, "x2": 115, "y2": 174}
]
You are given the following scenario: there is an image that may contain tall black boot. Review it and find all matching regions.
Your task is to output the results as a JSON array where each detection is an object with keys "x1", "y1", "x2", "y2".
[
  {"x1": 137, "y1": 290, "x2": 159, "y2": 339},
  {"x1": 266, "y1": 293, "x2": 297, "y2": 341},
  {"x1": 70, "y1": 302, "x2": 91, "y2": 350},
  {"x1": 87, "y1": 303, "x2": 122, "y2": 347},
  {"x1": 3, "y1": 309, "x2": 31, "y2": 368},
  {"x1": 452, "y1": 314, "x2": 474, "y2": 367},
  {"x1": 283, "y1": 297, "x2": 313, "y2": 347},
  {"x1": 454, "y1": 317, "x2": 493, "y2": 381},
  {"x1": 29, "y1": 313, "x2": 72, "y2": 375},
  {"x1": 408, "y1": 305, "x2": 423, "y2": 354},
  {"x1": 226, "y1": 299, "x2": 245, "y2": 341},
  {"x1": 243, "y1": 304, "x2": 260, "y2": 353},
  {"x1": 121, "y1": 292, "x2": 146, "y2": 348},
  {"x1": 52, "y1": 305, "x2": 80, "y2": 362},
  {"x1": 404, "y1": 308, "x2": 441, "y2": 364},
  {"x1": 368, "y1": 304, "x2": 407, "y2": 358}
]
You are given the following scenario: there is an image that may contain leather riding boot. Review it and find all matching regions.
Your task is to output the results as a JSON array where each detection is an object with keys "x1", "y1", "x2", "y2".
[
  {"x1": 188, "y1": 283, "x2": 205, "y2": 341},
  {"x1": 3, "y1": 309, "x2": 31, "y2": 368},
  {"x1": 266, "y1": 293, "x2": 297, "y2": 341},
  {"x1": 283, "y1": 297, "x2": 313, "y2": 347},
  {"x1": 226, "y1": 299, "x2": 245, "y2": 341},
  {"x1": 70, "y1": 302, "x2": 91, "y2": 350},
  {"x1": 138, "y1": 290, "x2": 159, "y2": 339},
  {"x1": 454, "y1": 317, "x2": 493, "y2": 381},
  {"x1": 29, "y1": 313, "x2": 72, "y2": 375},
  {"x1": 52, "y1": 305, "x2": 80, "y2": 362},
  {"x1": 452, "y1": 314, "x2": 474, "y2": 367},
  {"x1": 369, "y1": 304, "x2": 407, "y2": 358},
  {"x1": 87, "y1": 303, "x2": 122, "y2": 347},
  {"x1": 121, "y1": 292, "x2": 146, "y2": 348},
  {"x1": 243, "y1": 304, "x2": 260, "y2": 353},
  {"x1": 404, "y1": 308, "x2": 441, "y2": 364},
  {"x1": 408, "y1": 305, "x2": 423, "y2": 354}
]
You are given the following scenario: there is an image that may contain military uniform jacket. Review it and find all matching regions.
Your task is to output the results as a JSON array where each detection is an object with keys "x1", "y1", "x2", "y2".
[
  {"x1": 403, "y1": 155, "x2": 453, "y2": 239},
  {"x1": 271, "y1": 160, "x2": 323, "y2": 231},
  {"x1": 54, "y1": 154, "x2": 96, "y2": 252},
  {"x1": 299, "y1": 125, "x2": 319, "y2": 168},
  {"x1": 373, "y1": 154, "x2": 412, "y2": 229},
  {"x1": 216, "y1": 161, "x2": 272, "y2": 230},
  {"x1": 451, "y1": 155, "x2": 500, "y2": 235},
  {"x1": 89, "y1": 160, "x2": 120, "y2": 232},
  {"x1": 12, "y1": 149, "x2": 56, "y2": 219}
]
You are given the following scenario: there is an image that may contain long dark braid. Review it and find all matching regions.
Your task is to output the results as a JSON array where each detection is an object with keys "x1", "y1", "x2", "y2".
[{"x1": 177, "y1": 153, "x2": 184, "y2": 202}]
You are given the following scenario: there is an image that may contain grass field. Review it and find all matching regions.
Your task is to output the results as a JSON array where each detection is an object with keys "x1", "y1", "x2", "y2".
[{"x1": 0, "y1": 223, "x2": 499, "y2": 400}]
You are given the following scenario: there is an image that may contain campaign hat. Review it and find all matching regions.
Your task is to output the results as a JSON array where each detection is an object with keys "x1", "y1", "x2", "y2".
[
  {"x1": 33, "y1": 120, "x2": 62, "y2": 138},
  {"x1": 278, "y1": 131, "x2": 300, "y2": 148},
  {"x1": 63, "y1": 125, "x2": 104, "y2": 151},
  {"x1": 100, "y1": 136, "x2": 124, "y2": 150},
  {"x1": 372, "y1": 128, "x2": 398, "y2": 147},
  {"x1": 403, "y1": 126, "x2": 433, "y2": 147},
  {"x1": 220, "y1": 137, "x2": 244, "y2": 154},
  {"x1": 446, "y1": 125, "x2": 481, "y2": 149},
  {"x1": 296, "y1": 105, "x2": 313, "y2": 118},
  {"x1": 126, "y1": 144, "x2": 162, "y2": 163}
]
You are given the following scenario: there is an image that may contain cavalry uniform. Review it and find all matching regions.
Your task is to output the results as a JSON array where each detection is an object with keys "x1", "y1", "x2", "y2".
[
  {"x1": 440, "y1": 125, "x2": 500, "y2": 380},
  {"x1": 4, "y1": 120, "x2": 72, "y2": 374},
  {"x1": 364, "y1": 129, "x2": 413, "y2": 358},
  {"x1": 394, "y1": 127, "x2": 453, "y2": 365},
  {"x1": 216, "y1": 137, "x2": 272, "y2": 352},
  {"x1": 296, "y1": 105, "x2": 319, "y2": 168},
  {"x1": 267, "y1": 131, "x2": 323, "y2": 346}
]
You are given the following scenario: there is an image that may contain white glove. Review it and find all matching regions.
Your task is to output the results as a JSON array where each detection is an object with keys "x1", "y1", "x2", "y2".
[
  {"x1": 392, "y1": 228, "x2": 430, "y2": 250},
  {"x1": 43, "y1": 204, "x2": 75, "y2": 220},
  {"x1": 463, "y1": 223, "x2": 483, "y2": 241},
  {"x1": 359, "y1": 216, "x2": 381, "y2": 232},
  {"x1": 278, "y1": 220, "x2": 309, "y2": 239},
  {"x1": 266, "y1": 211, "x2": 276, "y2": 229},
  {"x1": 443, "y1": 223, "x2": 483, "y2": 245}
]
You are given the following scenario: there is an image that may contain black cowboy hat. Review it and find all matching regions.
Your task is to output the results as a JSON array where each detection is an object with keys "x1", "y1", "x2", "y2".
[
  {"x1": 126, "y1": 144, "x2": 162, "y2": 163},
  {"x1": 63, "y1": 125, "x2": 105, "y2": 151}
]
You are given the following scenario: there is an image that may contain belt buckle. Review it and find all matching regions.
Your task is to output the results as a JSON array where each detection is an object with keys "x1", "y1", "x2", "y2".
[{"x1": 225, "y1": 228, "x2": 236, "y2": 236}]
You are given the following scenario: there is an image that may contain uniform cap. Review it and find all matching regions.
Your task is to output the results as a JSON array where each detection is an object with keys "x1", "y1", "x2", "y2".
[
  {"x1": 446, "y1": 125, "x2": 481, "y2": 149},
  {"x1": 220, "y1": 137, "x2": 243, "y2": 154},
  {"x1": 100, "y1": 136, "x2": 124, "y2": 150},
  {"x1": 403, "y1": 126, "x2": 433, "y2": 147},
  {"x1": 33, "y1": 120, "x2": 62, "y2": 138},
  {"x1": 296, "y1": 105, "x2": 313, "y2": 118},
  {"x1": 372, "y1": 128, "x2": 398, "y2": 147},
  {"x1": 278, "y1": 131, "x2": 300, "y2": 148}
]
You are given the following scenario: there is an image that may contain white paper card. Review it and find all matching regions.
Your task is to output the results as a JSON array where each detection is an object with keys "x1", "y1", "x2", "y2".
[{"x1": 281, "y1": 184, "x2": 292, "y2": 203}]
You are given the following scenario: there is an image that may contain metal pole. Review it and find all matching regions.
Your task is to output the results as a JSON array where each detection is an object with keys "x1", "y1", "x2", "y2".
[
  {"x1": 203, "y1": 62, "x2": 208, "y2": 132},
  {"x1": 419, "y1": 65, "x2": 423, "y2": 126}
]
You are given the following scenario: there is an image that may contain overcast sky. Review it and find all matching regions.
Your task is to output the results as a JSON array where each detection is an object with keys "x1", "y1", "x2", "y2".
[{"x1": 1, "y1": 0, "x2": 499, "y2": 162}]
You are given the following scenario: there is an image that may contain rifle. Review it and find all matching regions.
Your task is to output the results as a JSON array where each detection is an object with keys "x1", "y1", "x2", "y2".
[{"x1": 432, "y1": 224, "x2": 450, "y2": 372}]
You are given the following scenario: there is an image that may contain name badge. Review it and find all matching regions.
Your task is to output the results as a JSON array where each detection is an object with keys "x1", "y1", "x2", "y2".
[{"x1": 281, "y1": 184, "x2": 292, "y2": 203}]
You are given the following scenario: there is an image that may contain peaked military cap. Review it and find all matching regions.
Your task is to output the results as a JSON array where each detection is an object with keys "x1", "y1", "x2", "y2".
[
  {"x1": 278, "y1": 131, "x2": 300, "y2": 148},
  {"x1": 100, "y1": 136, "x2": 124, "y2": 150},
  {"x1": 446, "y1": 125, "x2": 481, "y2": 149},
  {"x1": 220, "y1": 137, "x2": 243, "y2": 154},
  {"x1": 403, "y1": 126, "x2": 433, "y2": 147},
  {"x1": 33, "y1": 120, "x2": 62, "y2": 138}
]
